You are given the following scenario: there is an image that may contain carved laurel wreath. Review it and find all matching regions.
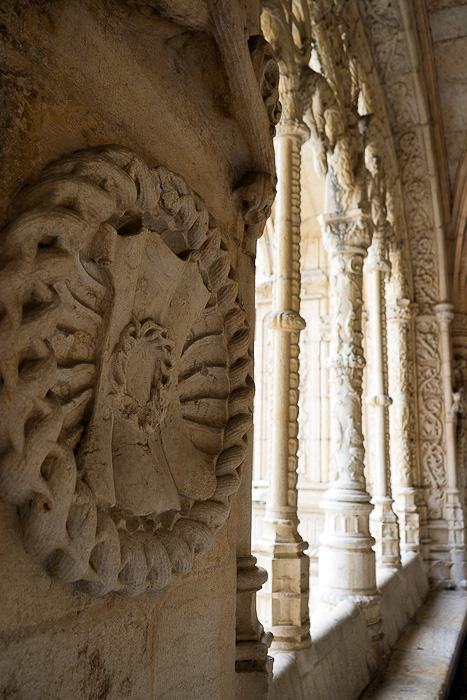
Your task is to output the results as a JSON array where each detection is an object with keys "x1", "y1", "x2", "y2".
[{"x1": 0, "y1": 145, "x2": 253, "y2": 596}]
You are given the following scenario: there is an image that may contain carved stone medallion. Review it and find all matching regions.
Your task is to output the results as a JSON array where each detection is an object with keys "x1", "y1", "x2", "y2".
[{"x1": 0, "y1": 145, "x2": 253, "y2": 596}]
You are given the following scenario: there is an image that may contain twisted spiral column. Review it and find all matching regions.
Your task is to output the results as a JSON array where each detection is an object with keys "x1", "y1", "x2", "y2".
[
  {"x1": 364, "y1": 231, "x2": 400, "y2": 569},
  {"x1": 255, "y1": 121, "x2": 310, "y2": 650}
]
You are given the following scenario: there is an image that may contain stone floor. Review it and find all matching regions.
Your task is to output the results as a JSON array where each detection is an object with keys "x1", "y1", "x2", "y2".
[{"x1": 361, "y1": 591, "x2": 467, "y2": 700}]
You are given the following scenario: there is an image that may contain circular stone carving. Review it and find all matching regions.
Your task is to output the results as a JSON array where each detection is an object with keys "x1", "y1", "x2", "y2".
[{"x1": 0, "y1": 145, "x2": 253, "y2": 596}]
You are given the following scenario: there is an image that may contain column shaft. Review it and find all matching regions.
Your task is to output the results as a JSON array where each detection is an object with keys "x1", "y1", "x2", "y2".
[
  {"x1": 365, "y1": 239, "x2": 400, "y2": 569},
  {"x1": 318, "y1": 211, "x2": 381, "y2": 637},
  {"x1": 435, "y1": 304, "x2": 467, "y2": 583},
  {"x1": 386, "y1": 298, "x2": 422, "y2": 554},
  {"x1": 256, "y1": 127, "x2": 310, "y2": 650}
]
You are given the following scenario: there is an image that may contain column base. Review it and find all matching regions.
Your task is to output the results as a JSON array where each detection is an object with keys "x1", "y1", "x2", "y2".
[
  {"x1": 444, "y1": 489, "x2": 467, "y2": 585},
  {"x1": 370, "y1": 496, "x2": 401, "y2": 569},
  {"x1": 235, "y1": 629, "x2": 273, "y2": 700},
  {"x1": 319, "y1": 485, "x2": 377, "y2": 598},
  {"x1": 255, "y1": 513, "x2": 311, "y2": 650},
  {"x1": 236, "y1": 556, "x2": 272, "y2": 671},
  {"x1": 393, "y1": 487, "x2": 421, "y2": 555}
]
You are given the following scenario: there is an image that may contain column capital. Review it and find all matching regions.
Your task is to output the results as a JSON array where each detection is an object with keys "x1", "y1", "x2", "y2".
[
  {"x1": 319, "y1": 210, "x2": 372, "y2": 255},
  {"x1": 386, "y1": 297, "x2": 417, "y2": 323},
  {"x1": 276, "y1": 118, "x2": 310, "y2": 143},
  {"x1": 435, "y1": 302, "x2": 454, "y2": 325}
]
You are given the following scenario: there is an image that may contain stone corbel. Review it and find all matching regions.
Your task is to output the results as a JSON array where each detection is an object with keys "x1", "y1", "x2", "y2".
[{"x1": 234, "y1": 171, "x2": 277, "y2": 256}]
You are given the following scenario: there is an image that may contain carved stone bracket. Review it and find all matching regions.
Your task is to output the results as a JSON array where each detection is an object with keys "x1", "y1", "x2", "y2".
[
  {"x1": 234, "y1": 170, "x2": 277, "y2": 255},
  {"x1": 0, "y1": 145, "x2": 253, "y2": 597}
]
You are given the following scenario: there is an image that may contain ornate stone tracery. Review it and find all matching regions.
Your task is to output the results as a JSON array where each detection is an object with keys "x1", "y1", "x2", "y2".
[{"x1": 0, "y1": 145, "x2": 253, "y2": 597}]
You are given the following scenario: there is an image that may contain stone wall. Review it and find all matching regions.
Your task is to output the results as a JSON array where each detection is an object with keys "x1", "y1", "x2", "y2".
[{"x1": 0, "y1": 2, "x2": 276, "y2": 698}]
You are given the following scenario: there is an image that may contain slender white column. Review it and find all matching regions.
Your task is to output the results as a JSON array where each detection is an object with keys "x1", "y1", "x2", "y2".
[
  {"x1": 435, "y1": 303, "x2": 467, "y2": 583},
  {"x1": 318, "y1": 210, "x2": 381, "y2": 638},
  {"x1": 365, "y1": 232, "x2": 400, "y2": 569},
  {"x1": 386, "y1": 297, "x2": 422, "y2": 554},
  {"x1": 319, "y1": 312, "x2": 331, "y2": 483},
  {"x1": 255, "y1": 122, "x2": 311, "y2": 650}
]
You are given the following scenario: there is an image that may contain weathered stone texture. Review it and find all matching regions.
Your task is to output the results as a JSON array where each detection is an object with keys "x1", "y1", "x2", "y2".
[{"x1": 0, "y1": 1, "x2": 276, "y2": 698}]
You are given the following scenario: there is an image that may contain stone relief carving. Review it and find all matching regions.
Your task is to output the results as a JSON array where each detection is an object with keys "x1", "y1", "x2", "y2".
[
  {"x1": 356, "y1": 0, "x2": 439, "y2": 309},
  {"x1": 415, "y1": 318, "x2": 446, "y2": 518},
  {"x1": 248, "y1": 34, "x2": 282, "y2": 137},
  {"x1": 301, "y1": 0, "x2": 368, "y2": 214},
  {"x1": 356, "y1": 0, "x2": 448, "y2": 529},
  {"x1": 323, "y1": 215, "x2": 372, "y2": 488},
  {"x1": 262, "y1": 0, "x2": 311, "y2": 129},
  {"x1": 386, "y1": 300, "x2": 416, "y2": 488},
  {"x1": 0, "y1": 145, "x2": 253, "y2": 596},
  {"x1": 234, "y1": 171, "x2": 276, "y2": 250},
  {"x1": 233, "y1": 32, "x2": 280, "y2": 252}
]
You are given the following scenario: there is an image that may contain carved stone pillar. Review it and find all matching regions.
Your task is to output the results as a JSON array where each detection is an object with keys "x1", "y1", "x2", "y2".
[
  {"x1": 386, "y1": 298, "x2": 422, "y2": 555},
  {"x1": 255, "y1": 121, "x2": 311, "y2": 650},
  {"x1": 236, "y1": 514, "x2": 273, "y2": 699},
  {"x1": 318, "y1": 210, "x2": 381, "y2": 637},
  {"x1": 364, "y1": 232, "x2": 400, "y2": 569},
  {"x1": 435, "y1": 303, "x2": 467, "y2": 583}
]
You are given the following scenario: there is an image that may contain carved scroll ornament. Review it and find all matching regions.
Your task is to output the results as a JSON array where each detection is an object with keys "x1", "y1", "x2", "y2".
[{"x1": 0, "y1": 145, "x2": 253, "y2": 596}]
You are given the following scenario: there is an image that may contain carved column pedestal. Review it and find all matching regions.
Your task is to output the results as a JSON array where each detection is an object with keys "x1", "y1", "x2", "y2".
[
  {"x1": 236, "y1": 555, "x2": 273, "y2": 698},
  {"x1": 317, "y1": 210, "x2": 381, "y2": 640},
  {"x1": 365, "y1": 234, "x2": 400, "y2": 569},
  {"x1": 255, "y1": 123, "x2": 311, "y2": 651},
  {"x1": 386, "y1": 298, "x2": 422, "y2": 555},
  {"x1": 436, "y1": 303, "x2": 467, "y2": 584}
]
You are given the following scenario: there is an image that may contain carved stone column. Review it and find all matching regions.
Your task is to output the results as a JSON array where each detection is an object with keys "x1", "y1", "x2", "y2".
[
  {"x1": 255, "y1": 120, "x2": 311, "y2": 650},
  {"x1": 236, "y1": 493, "x2": 273, "y2": 699},
  {"x1": 364, "y1": 231, "x2": 400, "y2": 569},
  {"x1": 318, "y1": 210, "x2": 380, "y2": 637},
  {"x1": 435, "y1": 303, "x2": 467, "y2": 583},
  {"x1": 386, "y1": 297, "x2": 422, "y2": 555}
]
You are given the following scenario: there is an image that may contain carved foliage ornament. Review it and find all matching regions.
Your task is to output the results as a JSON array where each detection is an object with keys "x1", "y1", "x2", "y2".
[{"x1": 0, "y1": 146, "x2": 253, "y2": 596}]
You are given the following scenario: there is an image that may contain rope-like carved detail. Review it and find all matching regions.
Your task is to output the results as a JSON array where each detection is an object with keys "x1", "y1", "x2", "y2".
[{"x1": 0, "y1": 145, "x2": 252, "y2": 596}]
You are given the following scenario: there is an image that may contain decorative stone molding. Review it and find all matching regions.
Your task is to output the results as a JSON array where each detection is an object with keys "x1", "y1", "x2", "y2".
[
  {"x1": 236, "y1": 555, "x2": 272, "y2": 671},
  {"x1": 356, "y1": 0, "x2": 440, "y2": 312},
  {"x1": 268, "y1": 310, "x2": 306, "y2": 332},
  {"x1": 301, "y1": 1, "x2": 370, "y2": 216},
  {"x1": 319, "y1": 314, "x2": 331, "y2": 343},
  {"x1": 0, "y1": 145, "x2": 253, "y2": 597},
  {"x1": 321, "y1": 211, "x2": 371, "y2": 490},
  {"x1": 261, "y1": 0, "x2": 311, "y2": 130},
  {"x1": 248, "y1": 34, "x2": 282, "y2": 138},
  {"x1": 415, "y1": 316, "x2": 445, "y2": 520},
  {"x1": 321, "y1": 213, "x2": 373, "y2": 253},
  {"x1": 366, "y1": 395, "x2": 392, "y2": 408}
]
